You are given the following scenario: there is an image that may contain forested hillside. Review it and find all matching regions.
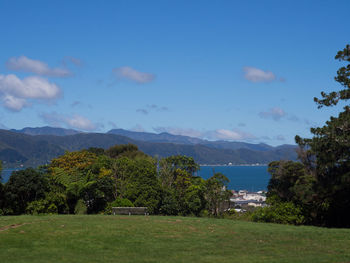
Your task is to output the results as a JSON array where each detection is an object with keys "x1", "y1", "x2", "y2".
[{"x1": 0, "y1": 129, "x2": 297, "y2": 167}]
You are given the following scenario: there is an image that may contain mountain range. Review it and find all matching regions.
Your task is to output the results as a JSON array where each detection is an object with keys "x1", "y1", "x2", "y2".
[{"x1": 0, "y1": 127, "x2": 298, "y2": 167}]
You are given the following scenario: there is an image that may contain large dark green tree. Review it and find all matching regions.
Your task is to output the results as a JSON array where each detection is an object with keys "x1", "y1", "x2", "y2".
[
  {"x1": 295, "y1": 44, "x2": 350, "y2": 227},
  {"x1": 266, "y1": 45, "x2": 350, "y2": 227},
  {"x1": 4, "y1": 168, "x2": 49, "y2": 215}
]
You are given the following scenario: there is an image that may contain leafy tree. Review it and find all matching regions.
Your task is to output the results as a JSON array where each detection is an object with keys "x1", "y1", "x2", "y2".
[
  {"x1": 158, "y1": 156, "x2": 205, "y2": 216},
  {"x1": 292, "y1": 44, "x2": 350, "y2": 227},
  {"x1": 204, "y1": 173, "x2": 231, "y2": 216},
  {"x1": 4, "y1": 168, "x2": 49, "y2": 214},
  {"x1": 159, "y1": 188, "x2": 179, "y2": 215},
  {"x1": 87, "y1": 147, "x2": 105, "y2": 156},
  {"x1": 106, "y1": 144, "x2": 147, "y2": 159},
  {"x1": 160, "y1": 155, "x2": 200, "y2": 176},
  {"x1": 112, "y1": 156, "x2": 161, "y2": 214},
  {"x1": 267, "y1": 161, "x2": 315, "y2": 205},
  {"x1": 183, "y1": 183, "x2": 206, "y2": 216},
  {"x1": 49, "y1": 150, "x2": 98, "y2": 176},
  {"x1": 48, "y1": 150, "x2": 114, "y2": 214}
]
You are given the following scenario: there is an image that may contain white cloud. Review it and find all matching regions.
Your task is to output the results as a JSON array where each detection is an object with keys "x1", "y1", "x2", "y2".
[
  {"x1": 6, "y1": 56, "x2": 71, "y2": 77},
  {"x1": 40, "y1": 112, "x2": 99, "y2": 131},
  {"x1": 2, "y1": 95, "x2": 28, "y2": 111},
  {"x1": 153, "y1": 127, "x2": 255, "y2": 141},
  {"x1": 113, "y1": 66, "x2": 155, "y2": 84},
  {"x1": 0, "y1": 74, "x2": 61, "y2": 111},
  {"x1": 0, "y1": 122, "x2": 8, "y2": 130},
  {"x1": 210, "y1": 129, "x2": 254, "y2": 141},
  {"x1": 259, "y1": 107, "x2": 286, "y2": 121},
  {"x1": 243, "y1": 67, "x2": 276, "y2": 83},
  {"x1": 131, "y1": 124, "x2": 145, "y2": 132},
  {"x1": 136, "y1": 104, "x2": 169, "y2": 115}
]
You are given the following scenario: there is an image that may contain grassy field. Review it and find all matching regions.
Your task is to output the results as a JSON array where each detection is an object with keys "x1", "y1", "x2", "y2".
[{"x1": 1, "y1": 215, "x2": 350, "y2": 263}]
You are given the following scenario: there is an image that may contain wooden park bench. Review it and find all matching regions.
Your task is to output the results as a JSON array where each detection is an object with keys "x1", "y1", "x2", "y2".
[{"x1": 112, "y1": 207, "x2": 148, "y2": 216}]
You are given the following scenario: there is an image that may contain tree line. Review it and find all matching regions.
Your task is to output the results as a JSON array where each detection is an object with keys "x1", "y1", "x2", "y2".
[{"x1": 0, "y1": 144, "x2": 231, "y2": 217}]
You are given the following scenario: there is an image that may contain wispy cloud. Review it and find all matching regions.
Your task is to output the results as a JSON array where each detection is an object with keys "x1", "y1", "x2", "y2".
[
  {"x1": 40, "y1": 112, "x2": 100, "y2": 131},
  {"x1": 113, "y1": 66, "x2": 155, "y2": 84},
  {"x1": 136, "y1": 109, "x2": 148, "y2": 115},
  {"x1": 0, "y1": 123, "x2": 8, "y2": 130},
  {"x1": 0, "y1": 74, "x2": 61, "y2": 111},
  {"x1": 63, "y1": 56, "x2": 83, "y2": 67},
  {"x1": 108, "y1": 121, "x2": 118, "y2": 129},
  {"x1": 71, "y1": 101, "x2": 81, "y2": 108},
  {"x1": 259, "y1": 107, "x2": 286, "y2": 121},
  {"x1": 208, "y1": 129, "x2": 255, "y2": 141},
  {"x1": 136, "y1": 104, "x2": 169, "y2": 115},
  {"x1": 153, "y1": 126, "x2": 255, "y2": 141},
  {"x1": 130, "y1": 124, "x2": 145, "y2": 132},
  {"x1": 274, "y1": 135, "x2": 286, "y2": 141},
  {"x1": 6, "y1": 56, "x2": 71, "y2": 77},
  {"x1": 243, "y1": 67, "x2": 276, "y2": 83}
]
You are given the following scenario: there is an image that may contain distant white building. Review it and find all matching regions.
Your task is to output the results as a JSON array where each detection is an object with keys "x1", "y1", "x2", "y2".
[{"x1": 230, "y1": 189, "x2": 266, "y2": 208}]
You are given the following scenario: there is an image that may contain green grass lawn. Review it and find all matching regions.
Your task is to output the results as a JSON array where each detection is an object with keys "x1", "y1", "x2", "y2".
[{"x1": 1, "y1": 215, "x2": 350, "y2": 263}]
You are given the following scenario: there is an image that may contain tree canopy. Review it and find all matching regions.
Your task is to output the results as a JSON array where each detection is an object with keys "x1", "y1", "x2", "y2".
[{"x1": 0, "y1": 145, "x2": 231, "y2": 217}]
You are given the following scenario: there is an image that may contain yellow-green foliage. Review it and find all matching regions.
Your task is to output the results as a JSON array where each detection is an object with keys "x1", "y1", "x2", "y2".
[{"x1": 50, "y1": 150, "x2": 98, "y2": 176}]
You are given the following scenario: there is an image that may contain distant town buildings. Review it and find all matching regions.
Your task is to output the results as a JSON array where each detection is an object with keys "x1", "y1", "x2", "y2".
[{"x1": 230, "y1": 189, "x2": 266, "y2": 211}]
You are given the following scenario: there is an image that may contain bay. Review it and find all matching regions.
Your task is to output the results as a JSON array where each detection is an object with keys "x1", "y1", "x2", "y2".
[
  {"x1": 1, "y1": 169, "x2": 22, "y2": 183},
  {"x1": 1, "y1": 166, "x2": 271, "y2": 192},
  {"x1": 198, "y1": 165, "x2": 270, "y2": 191}
]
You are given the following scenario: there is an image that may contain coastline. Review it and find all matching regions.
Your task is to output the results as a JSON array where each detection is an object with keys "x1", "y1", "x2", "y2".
[{"x1": 200, "y1": 164, "x2": 268, "y2": 167}]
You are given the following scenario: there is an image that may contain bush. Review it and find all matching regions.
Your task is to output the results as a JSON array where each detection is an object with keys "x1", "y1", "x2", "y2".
[
  {"x1": 26, "y1": 192, "x2": 68, "y2": 215},
  {"x1": 159, "y1": 190, "x2": 179, "y2": 215},
  {"x1": 26, "y1": 199, "x2": 51, "y2": 215},
  {"x1": 74, "y1": 199, "x2": 87, "y2": 215},
  {"x1": 221, "y1": 208, "x2": 237, "y2": 219},
  {"x1": 251, "y1": 202, "x2": 305, "y2": 225}
]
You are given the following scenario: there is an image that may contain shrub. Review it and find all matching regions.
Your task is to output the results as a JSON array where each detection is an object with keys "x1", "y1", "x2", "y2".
[
  {"x1": 26, "y1": 192, "x2": 68, "y2": 215},
  {"x1": 251, "y1": 202, "x2": 305, "y2": 225},
  {"x1": 26, "y1": 199, "x2": 50, "y2": 215},
  {"x1": 74, "y1": 199, "x2": 87, "y2": 215}
]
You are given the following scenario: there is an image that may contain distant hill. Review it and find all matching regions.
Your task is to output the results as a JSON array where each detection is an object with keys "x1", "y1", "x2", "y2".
[
  {"x1": 0, "y1": 128, "x2": 298, "y2": 168},
  {"x1": 108, "y1": 128, "x2": 286, "y2": 152},
  {"x1": 11, "y1": 126, "x2": 81, "y2": 136},
  {"x1": 107, "y1": 129, "x2": 203, "y2": 144}
]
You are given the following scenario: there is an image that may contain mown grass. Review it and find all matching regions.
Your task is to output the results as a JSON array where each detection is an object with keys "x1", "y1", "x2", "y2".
[{"x1": 0, "y1": 215, "x2": 350, "y2": 263}]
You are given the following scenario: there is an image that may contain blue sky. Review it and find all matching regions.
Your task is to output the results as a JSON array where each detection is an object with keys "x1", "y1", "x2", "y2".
[{"x1": 0, "y1": 0, "x2": 349, "y2": 145}]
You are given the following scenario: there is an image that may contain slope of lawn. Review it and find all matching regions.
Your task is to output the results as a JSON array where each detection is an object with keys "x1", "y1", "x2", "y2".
[{"x1": 0, "y1": 215, "x2": 350, "y2": 263}]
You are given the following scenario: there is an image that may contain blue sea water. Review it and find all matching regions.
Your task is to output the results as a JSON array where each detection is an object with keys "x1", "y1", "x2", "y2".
[
  {"x1": 198, "y1": 165, "x2": 270, "y2": 191},
  {"x1": 1, "y1": 166, "x2": 271, "y2": 191},
  {"x1": 1, "y1": 169, "x2": 22, "y2": 183}
]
